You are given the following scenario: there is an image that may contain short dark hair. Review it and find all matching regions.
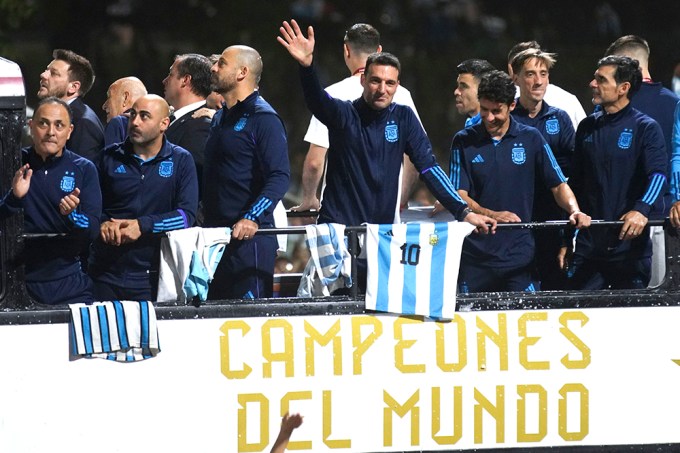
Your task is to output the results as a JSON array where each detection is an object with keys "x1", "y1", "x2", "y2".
[
  {"x1": 365, "y1": 52, "x2": 401, "y2": 77},
  {"x1": 344, "y1": 23, "x2": 381, "y2": 55},
  {"x1": 597, "y1": 55, "x2": 642, "y2": 98},
  {"x1": 456, "y1": 59, "x2": 495, "y2": 82},
  {"x1": 605, "y1": 35, "x2": 650, "y2": 58},
  {"x1": 507, "y1": 41, "x2": 541, "y2": 63},
  {"x1": 52, "y1": 49, "x2": 95, "y2": 97},
  {"x1": 477, "y1": 70, "x2": 516, "y2": 105},
  {"x1": 175, "y1": 53, "x2": 213, "y2": 98},
  {"x1": 35, "y1": 96, "x2": 73, "y2": 124}
]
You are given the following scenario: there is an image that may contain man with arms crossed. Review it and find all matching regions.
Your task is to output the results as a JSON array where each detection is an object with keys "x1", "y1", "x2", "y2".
[{"x1": 89, "y1": 94, "x2": 198, "y2": 301}]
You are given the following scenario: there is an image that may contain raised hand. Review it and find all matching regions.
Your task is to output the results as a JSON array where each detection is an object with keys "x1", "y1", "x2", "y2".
[
  {"x1": 277, "y1": 19, "x2": 315, "y2": 67},
  {"x1": 11, "y1": 164, "x2": 32, "y2": 199}
]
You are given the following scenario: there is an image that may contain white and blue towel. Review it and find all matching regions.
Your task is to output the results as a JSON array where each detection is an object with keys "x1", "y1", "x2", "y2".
[
  {"x1": 69, "y1": 300, "x2": 160, "y2": 362},
  {"x1": 298, "y1": 223, "x2": 352, "y2": 297},
  {"x1": 157, "y1": 227, "x2": 232, "y2": 303},
  {"x1": 365, "y1": 222, "x2": 474, "y2": 320}
]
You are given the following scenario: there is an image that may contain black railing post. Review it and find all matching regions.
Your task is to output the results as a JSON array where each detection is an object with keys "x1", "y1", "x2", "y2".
[{"x1": 346, "y1": 228, "x2": 360, "y2": 300}]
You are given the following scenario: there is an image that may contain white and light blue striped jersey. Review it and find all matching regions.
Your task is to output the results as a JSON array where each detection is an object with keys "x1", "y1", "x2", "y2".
[
  {"x1": 297, "y1": 223, "x2": 352, "y2": 297},
  {"x1": 69, "y1": 300, "x2": 160, "y2": 362},
  {"x1": 365, "y1": 222, "x2": 474, "y2": 320},
  {"x1": 157, "y1": 227, "x2": 232, "y2": 303}
]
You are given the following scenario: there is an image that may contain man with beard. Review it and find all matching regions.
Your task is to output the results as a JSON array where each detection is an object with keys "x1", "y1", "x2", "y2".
[
  {"x1": 37, "y1": 49, "x2": 104, "y2": 161},
  {"x1": 0, "y1": 97, "x2": 101, "y2": 305},
  {"x1": 203, "y1": 45, "x2": 290, "y2": 299},
  {"x1": 89, "y1": 94, "x2": 198, "y2": 301}
]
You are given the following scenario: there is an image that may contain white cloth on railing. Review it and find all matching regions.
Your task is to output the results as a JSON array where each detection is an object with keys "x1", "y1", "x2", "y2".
[
  {"x1": 365, "y1": 221, "x2": 474, "y2": 319},
  {"x1": 298, "y1": 223, "x2": 352, "y2": 297},
  {"x1": 157, "y1": 227, "x2": 231, "y2": 303},
  {"x1": 69, "y1": 300, "x2": 160, "y2": 362},
  {"x1": 273, "y1": 201, "x2": 288, "y2": 252},
  {"x1": 399, "y1": 205, "x2": 456, "y2": 223}
]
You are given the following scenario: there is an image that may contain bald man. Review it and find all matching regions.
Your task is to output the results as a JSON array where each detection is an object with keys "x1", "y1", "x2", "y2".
[
  {"x1": 203, "y1": 45, "x2": 290, "y2": 300},
  {"x1": 89, "y1": 94, "x2": 199, "y2": 301},
  {"x1": 102, "y1": 76, "x2": 147, "y2": 146}
]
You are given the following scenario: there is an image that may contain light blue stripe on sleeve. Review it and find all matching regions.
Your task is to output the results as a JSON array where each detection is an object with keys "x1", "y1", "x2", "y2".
[
  {"x1": 642, "y1": 173, "x2": 665, "y2": 204},
  {"x1": 544, "y1": 143, "x2": 566, "y2": 182},
  {"x1": 450, "y1": 148, "x2": 461, "y2": 189},
  {"x1": 429, "y1": 165, "x2": 465, "y2": 204},
  {"x1": 672, "y1": 172, "x2": 680, "y2": 201},
  {"x1": 153, "y1": 216, "x2": 186, "y2": 232},
  {"x1": 69, "y1": 211, "x2": 89, "y2": 228}
]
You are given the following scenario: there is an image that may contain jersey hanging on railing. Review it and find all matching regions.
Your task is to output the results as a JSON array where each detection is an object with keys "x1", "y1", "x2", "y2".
[{"x1": 365, "y1": 222, "x2": 474, "y2": 319}]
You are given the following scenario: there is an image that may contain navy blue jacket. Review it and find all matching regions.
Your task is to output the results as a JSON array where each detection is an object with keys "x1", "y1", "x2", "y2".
[
  {"x1": 0, "y1": 147, "x2": 101, "y2": 281},
  {"x1": 104, "y1": 115, "x2": 128, "y2": 148},
  {"x1": 299, "y1": 63, "x2": 468, "y2": 225},
  {"x1": 89, "y1": 137, "x2": 198, "y2": 280},
  {"x1": 451, "y1": 118, "x2": 566, "y2": 267},
  {"x1": 512, "y1": 100, "x2": 575, "y2": 222},
  {"x1": 570, "y1": 103, "x2": 667, "y2": 260},
  {"x1": 67, "y1": 97, "x2": 105, "y2": 162},
  {"x1": 203, "y1": 91, "x2": 290, "y2": 228},
  {"x1": 630, "y1": 82, "x2": 680, "y2": 216},
  {"x1": 166, "y1": 104, "x2": 211, "y2": 195}
]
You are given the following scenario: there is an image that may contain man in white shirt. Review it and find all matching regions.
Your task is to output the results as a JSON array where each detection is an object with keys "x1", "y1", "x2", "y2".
[
  {"x1": 292, "y1": 23, "x2": 422, "y2": 220},
  {"x1": 163, "y1": 53, "x2": 213, "y2": 195}
]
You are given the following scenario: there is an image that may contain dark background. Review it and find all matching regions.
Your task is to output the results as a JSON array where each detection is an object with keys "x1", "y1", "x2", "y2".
[{"x1": 2, "y1": 0, "x2": 679, "y2": 203}]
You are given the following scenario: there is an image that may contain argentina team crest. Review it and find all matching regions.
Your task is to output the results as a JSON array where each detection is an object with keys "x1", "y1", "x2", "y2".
[
  {"x1": 60, "y1": 171, "x2": 75, "y2": 192},
  {"x1": 159, "y1": 161, "x2": 174, "y2": 178},
  {"x1": 618, "y1": 128, "x2": 633, "y2": 149},
  {"x1": 234, "y1": 115, "x2": 248, "y2": 131},
  {"x1": 385, "y1": 120, "x2": 398, "y2": 143},
  {"x1": 511, "y1": 144, "x2": 526, "y2": 165},
  {"x1": 545, "y1": 118, "x2": 560, "y2": 135}
]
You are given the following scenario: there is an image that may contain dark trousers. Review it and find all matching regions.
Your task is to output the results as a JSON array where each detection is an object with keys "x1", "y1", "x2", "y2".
[
  {"x1": 209, "y1": 235, "x2": 277, "y2": 300},
  {"x1": 534, "y1": 229, "x2": 570, "y2": 290},
  {"x1": 569, "y1": 255, "x2": 651, "y2": 290},
  {"x1": 93, "y1": 272, "x2": 157, "y2": 301},
  {"x1": 458, "y1": 259, "x2": 539, "y2": 293},
  {"x1": 27, "y1": 272, "x2": 94, "y2": 305}
]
